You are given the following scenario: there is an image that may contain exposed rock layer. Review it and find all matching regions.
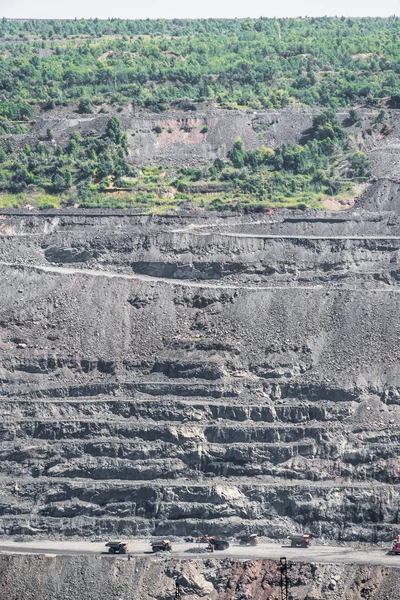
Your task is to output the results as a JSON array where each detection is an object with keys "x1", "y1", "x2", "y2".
[{"x1": 0, "y1": 183, "x2": 400, "y2": 540}]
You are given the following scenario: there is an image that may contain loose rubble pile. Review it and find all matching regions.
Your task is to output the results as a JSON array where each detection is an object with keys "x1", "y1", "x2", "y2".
[{"x1": 0, "y1": 554, "x2": 399, "y2": 600}]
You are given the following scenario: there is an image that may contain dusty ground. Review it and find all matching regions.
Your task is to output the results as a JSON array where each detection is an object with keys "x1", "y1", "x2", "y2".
[{"x1": 0, "y1": 539, "x2": 399, "y2": 568}]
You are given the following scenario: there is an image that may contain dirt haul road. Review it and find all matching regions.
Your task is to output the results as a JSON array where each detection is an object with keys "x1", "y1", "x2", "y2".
[{"x1": 0, "y1": 540, "x2": 398, "y2": 567}]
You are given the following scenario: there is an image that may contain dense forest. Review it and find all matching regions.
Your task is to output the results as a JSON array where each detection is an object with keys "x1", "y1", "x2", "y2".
[
  {"x1": 1, "y1": 17, "x2": 400, "y2": 114},
  {"x1": 0, "y1": 17, "x2": 394, "y2": 210}
]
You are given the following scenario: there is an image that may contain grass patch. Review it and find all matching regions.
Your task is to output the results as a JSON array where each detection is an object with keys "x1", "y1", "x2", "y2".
[{"x1": 0, "y1": 192, "x2": 64, "y2": 210}]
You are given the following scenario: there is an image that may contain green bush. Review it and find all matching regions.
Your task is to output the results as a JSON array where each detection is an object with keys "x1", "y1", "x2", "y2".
[{"x1": 348, "y1": 108, "x2": 362, "y2": 127}]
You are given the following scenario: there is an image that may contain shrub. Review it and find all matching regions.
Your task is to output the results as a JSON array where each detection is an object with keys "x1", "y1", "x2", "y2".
[
  {"x1": 348, "y1": 151, "x2": 369, "y2": 177},
  {"x1": 348, "y1": 108, "x2": 362, "y2": 126}
]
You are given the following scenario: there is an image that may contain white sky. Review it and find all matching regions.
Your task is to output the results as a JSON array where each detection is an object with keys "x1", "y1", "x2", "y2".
[{"x1": 1, "y1": 0, "x2": 400, "y2": 20}]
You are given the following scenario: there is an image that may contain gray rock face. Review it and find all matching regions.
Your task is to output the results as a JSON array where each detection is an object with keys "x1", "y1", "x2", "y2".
[
  {"x1": 0, "y1": 186, "x2": 400, "y2": 540},
  {"x1": 17, "y1": 108, "x2": 315, "y2": 168},
  {"x1": 5, "y1": 107, "x2": 400, "y2": 179}
]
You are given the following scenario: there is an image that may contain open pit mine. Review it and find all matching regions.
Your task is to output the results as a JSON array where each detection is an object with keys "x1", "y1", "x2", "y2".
[
  {"x1": 0, "y1": 178, "x2": 400, "y2": 598},
  {"x1": 2, "y1": 101, "x2": 400, "y2": 598}
]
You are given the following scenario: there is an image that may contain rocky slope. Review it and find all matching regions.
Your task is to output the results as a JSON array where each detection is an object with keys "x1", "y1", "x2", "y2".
[
  {"x1": 0, "y1": 180, "x2": 399, "y2": 540},
  {"x1": 5, "y1": 106, "x2": 400, "y2": 178},
  {"x1": 0, "y1": 554, "x2": 399, "y2": 600}
]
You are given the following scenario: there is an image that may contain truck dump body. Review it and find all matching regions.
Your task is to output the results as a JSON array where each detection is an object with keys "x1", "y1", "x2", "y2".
[
  {"x1": 151, "y1": 540, "x2": 172, "y2": 552},
  {"x1": 105, "y1": 542, "x2": 128, "y2": 554},
  {"x1": 290, "y1": 535, "x2": 311, "y2": 548},
  {"x1": 238, "y1": 534, "x2": 258, "y2": 546}
]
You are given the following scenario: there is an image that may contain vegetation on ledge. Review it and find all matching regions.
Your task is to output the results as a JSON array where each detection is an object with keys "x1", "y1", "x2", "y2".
[{"x1": 0, "y1": 112, "x2": 368, "y2": 211}]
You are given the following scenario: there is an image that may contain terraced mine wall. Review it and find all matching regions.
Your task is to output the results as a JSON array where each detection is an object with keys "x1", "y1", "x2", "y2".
[
  {"x1": 0, "y1": 180, "x2": 400, "y2": 541},
  {"x1": 0, "y1": 555, "x2": 398, "y2": 600}
]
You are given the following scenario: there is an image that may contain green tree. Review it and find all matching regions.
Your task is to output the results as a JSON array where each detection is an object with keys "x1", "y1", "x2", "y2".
[
  {"x1": 348, "y1": 108, "x2": 361, "y2": 126},
  {"x1": 77, "y1": 98, "x2": 93, "y2": 114},
  {"x1": 228, "y1": 139, "x2": 245, "y2": 168},
  {"x1": 348, "y1": 152, "x2": 369, "y2": 177},
  {"x1": 105, "y1": 116, "x2": 122, "y2": 143},
  {"x1": 51, "y1": 167, "x2": 72, "y2": 191}
]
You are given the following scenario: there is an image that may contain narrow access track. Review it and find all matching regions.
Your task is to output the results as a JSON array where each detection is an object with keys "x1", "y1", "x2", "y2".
[
  {"x1": 0, "y1": 540, "x2": 398, "y2": 568},
  {"x1": 1, "y1": 261, "x2": 400, "y2": 293},
  {"x1": 174, "y1": 231, "x2": 400, "y2": 240}
]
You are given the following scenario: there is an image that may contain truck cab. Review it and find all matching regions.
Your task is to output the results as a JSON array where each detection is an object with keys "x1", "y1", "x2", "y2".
[{"x1": 390, "y1": 535, "x2": 400, "y2": 555}]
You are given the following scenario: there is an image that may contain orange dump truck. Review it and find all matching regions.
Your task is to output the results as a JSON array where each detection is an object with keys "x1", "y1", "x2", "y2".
[{"x1": 289, "y1": 534, "x2": 311, "y2": 548}]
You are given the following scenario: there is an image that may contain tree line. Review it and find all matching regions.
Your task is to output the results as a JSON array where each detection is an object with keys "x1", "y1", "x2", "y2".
[{"x1": 0, "y1": 17, "x2": 400, "y2": 114}]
